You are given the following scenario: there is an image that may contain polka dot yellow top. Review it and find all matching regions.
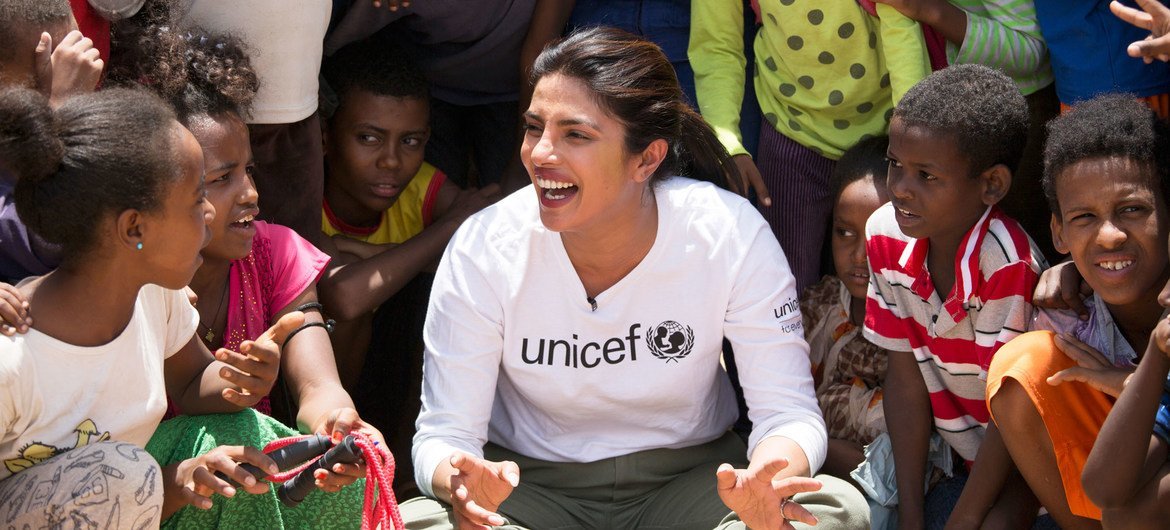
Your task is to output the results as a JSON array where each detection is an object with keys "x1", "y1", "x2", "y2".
[{"x1": 691, "y1": 0, "x2": 931, "y2": 160}]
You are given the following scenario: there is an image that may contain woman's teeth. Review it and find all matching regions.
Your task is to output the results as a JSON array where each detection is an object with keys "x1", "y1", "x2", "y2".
[
  {"x1": 536, "y1": 178, "x2": 575, "y2": 190},
  {"x1": 1098, "y1": 260, "x2": 1133, "y2": 271},
  {"x1": 232, "y1": 214, "x2": 254, "y2": 226}
]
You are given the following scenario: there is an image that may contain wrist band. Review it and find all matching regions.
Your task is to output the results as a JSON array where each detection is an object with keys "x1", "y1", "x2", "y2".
[{"x1": 283, "y1": 321, "x2": 331, "y2": 348}]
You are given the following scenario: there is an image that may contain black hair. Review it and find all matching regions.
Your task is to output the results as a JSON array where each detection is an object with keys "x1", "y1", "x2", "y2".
[
  {"x1": 0, "y1": 87, "x2": 181, "y2": 258},
  {"x1": 107, "y1": 0, "x2": 187, "y2": 98},
  {"x1": 532, "y1": 27, "x2": 737, "y2": 189},
  {"x1": 894, "y1": 63, "x2": 1028, "y2": 176},
  {"x1": 830, "y1": 135, "x2": 889, "y2": 201},
  {"x1": 1042, "y1": 94, "x2": 1170, "y2": 213},
  {"x1": 0, "y1": 0, "x2": 73, "y2": 65},
  {"x1": 322, "y1": 36, "x2": 429, "y2": 106},
  {"x1": 106, "y1": 1, "x2": 257, "y2": 124}
]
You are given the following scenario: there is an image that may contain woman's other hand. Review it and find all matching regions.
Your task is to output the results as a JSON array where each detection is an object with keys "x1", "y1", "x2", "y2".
[
  {"x1": 445, "y1": 452, "x2": 520, "y2": 530},
  {"x1": 716, "y1": 457, "x2": 823, "y2": 529}
]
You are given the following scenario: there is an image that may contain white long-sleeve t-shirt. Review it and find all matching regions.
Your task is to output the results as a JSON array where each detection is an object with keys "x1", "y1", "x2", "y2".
[{"x1": 413, "y1": 177, "x2": 826, "y2": 497}]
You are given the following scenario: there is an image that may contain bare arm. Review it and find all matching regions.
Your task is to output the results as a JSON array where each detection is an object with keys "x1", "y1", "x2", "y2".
[
  {"x1": 317, "y1": 182, "x2": 500, "y2": 321},
  {"x1": 1084, "y1": 321, "x2": 1170, "y2": 508}
]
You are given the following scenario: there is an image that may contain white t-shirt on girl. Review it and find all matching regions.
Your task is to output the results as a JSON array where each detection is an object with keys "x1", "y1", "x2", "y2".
[{"x1": 0, "y1": 284, "x2": 197, "y2": 480}]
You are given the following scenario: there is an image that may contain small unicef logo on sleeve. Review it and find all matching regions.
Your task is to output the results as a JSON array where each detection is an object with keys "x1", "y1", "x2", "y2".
[{"x1": 645, "y1": 320, "x2": 694, "y2": 363}]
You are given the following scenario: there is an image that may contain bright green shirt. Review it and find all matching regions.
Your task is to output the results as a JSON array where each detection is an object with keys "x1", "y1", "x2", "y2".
[
  {"x1": 948, "y1": 0, "x2": 1053, "y2": 96},
  {"x1": 691, "y1": 0, "x2": 931, "y2": 160}
]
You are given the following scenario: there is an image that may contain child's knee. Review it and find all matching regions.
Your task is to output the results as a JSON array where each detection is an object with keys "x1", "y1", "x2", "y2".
[
  {"x1": 85, "y1": 441, "x2": 165, "y2": 512},
  {"x1": 988, "y1": 378, "x2": 1041, "y2": 433}
]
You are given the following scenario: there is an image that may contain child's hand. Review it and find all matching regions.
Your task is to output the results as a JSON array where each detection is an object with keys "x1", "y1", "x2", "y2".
[
  {"x1": 1111, "y1": 0, "x2": 1170, "y2": 63},
  {"x1": 370, "y1": 0, "x2": 410, "y2": 11},
  {"x1": 34, "y1": 30, "x2": 103, "y2": 108},
  {"x1": 1154, "y1": 312, "x2": 1170, "y2": 359},
  {"x1": 730, "y1": 154, "x2": 772, "y2": 207},
  {"x1": 0, "y1": 282, "x2": 31, "y2": 336},
  {"x1": 216, "y1": 311, "x2": 304, "y2": 407},
  {"x1": 1032, "y1": 260, "x2": 1092, "y2": 319},
  {"x1": 169, "y1": 446, "x2": 277, "y2": 510},
  {"x1": 1048, "y1": 333, "x2": 1133, "y2": 397},
  {"x1": 311, "y1": 408, "x2": 386, "y2": 492}
]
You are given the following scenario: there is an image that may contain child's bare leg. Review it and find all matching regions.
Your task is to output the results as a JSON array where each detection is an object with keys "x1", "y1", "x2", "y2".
[
  {"x1": 992, "y1": 379, "x2": 1102, "y2": 530},
  {"x1": 981, "y1": 469, "x2": 1041, "y2": 529},
  {"x1": 822, "y1": 438, "x2": 865, "y2": 487}
]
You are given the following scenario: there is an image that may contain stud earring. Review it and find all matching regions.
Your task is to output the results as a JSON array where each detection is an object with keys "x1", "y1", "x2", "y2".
[{"x1": 136, "y1": 242, "x2": 143, "y2": 250}]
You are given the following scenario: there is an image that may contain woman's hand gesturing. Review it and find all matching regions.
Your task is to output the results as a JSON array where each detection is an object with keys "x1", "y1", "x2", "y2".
[
  {"x1": 717, "y1": 457, "x2": 823, "y2": 529},
  {"x1": 446, "y1": 452, "x2": 520, "y2": 530}
]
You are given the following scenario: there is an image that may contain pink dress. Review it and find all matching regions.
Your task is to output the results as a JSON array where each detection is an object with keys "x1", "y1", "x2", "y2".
[{"x1": 168, "y1": 221, "x2": 330, "y2": 416}]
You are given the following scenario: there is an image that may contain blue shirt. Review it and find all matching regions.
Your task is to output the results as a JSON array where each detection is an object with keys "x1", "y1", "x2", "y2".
[
  {"x1": 0, "y1": 172, "x2": 59, "y2": 283},
  {"x1": 1034, "y1": 0, "x2": 1170, "y2": 103}
]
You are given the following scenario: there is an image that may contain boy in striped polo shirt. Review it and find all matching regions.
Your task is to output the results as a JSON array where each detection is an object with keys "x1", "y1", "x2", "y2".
[{"x1": 863, "y1": 65, "x2": 1046, "y2": 528}]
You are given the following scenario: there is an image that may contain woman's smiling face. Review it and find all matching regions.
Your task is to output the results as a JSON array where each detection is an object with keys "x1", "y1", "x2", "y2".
[{"x1": 521, "y1": 73, "x2": 653, "y2": 235}]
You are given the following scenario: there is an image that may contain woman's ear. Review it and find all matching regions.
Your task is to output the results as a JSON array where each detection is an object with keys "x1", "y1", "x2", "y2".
[
  {"x1": 980, "y1": 163, "x2": 1012, "y2": 206},
  {"x1": 633, "y1": 138, "x2": 669, "y2": 183},
  {"x1": 116, "y1": 209, "x2": 144, "y2": 251}
]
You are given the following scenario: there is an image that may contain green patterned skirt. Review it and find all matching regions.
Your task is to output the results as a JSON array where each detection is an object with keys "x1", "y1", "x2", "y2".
[{"x1": 146, "y1": 409, "x2": 365, "y2": 530}]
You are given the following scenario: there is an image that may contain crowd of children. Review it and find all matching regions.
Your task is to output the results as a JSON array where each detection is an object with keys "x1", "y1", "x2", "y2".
[{"x1": 3, "y1": 0, "x2": 1170, "y2": 528}]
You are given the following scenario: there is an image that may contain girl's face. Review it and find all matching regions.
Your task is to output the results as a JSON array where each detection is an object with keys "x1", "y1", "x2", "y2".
[
  {"x1": 140, "y1": 123, "x2": 215, "y2": 289},
  {"x1": 521, "y1": 73, "x2": 655, "y2": 236},
  {"x1": 189, "y1": 113, "x2": 259, "y2": 262},
  {"x1": 832, "y1": 176, "x2": 887, "y2": 299}
]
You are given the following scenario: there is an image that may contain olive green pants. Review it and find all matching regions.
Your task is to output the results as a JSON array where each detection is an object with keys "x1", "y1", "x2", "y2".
[{"x1": 401, "y1": 432, "x2": 869, "y2": 529}]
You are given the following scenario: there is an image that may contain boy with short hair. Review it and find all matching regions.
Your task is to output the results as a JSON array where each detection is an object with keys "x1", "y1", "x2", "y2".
[
  {"x1": 990, "y1": 95, "x2": 1170, "y2": 529},
  {"x1": 863, "y1": 64, "x2": 1046, "y2": 528},
  {"x1": 316, "y1": 37, "x2": 499, "y2": 493}
]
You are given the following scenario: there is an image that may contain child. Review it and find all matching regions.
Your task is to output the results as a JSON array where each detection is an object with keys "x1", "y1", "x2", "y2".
[
  {"x1": 0, "y1": 0, "x2": 102, "y2": 284},
  {"x1": 802, "y1": 135, "x2": 892, "y2": 480},
  {"x1": 690, "y1": 0, "x2": 932, "y2": 292},
  {"x1": 0, "y1": 87, "x2": 296, "y2": 526},
  {"x1": 0, "y1": 0, "x2": 102, "y2": 106},
  {"x1": 990, "y1": 95, "x2": 1170, "y2": 529},
  {"x1": 863, "y1": 64, "x2": 1045, "y2": 528},
  {"x1": 873, "y1": 0, "x2": 1059, "y2": 258},
  {"x1": 131, "y1": 29, "x2": 383, "y2": 528},
  {"x1": 316, "y1": 37, "x2": 499, "y2": 493},
  {"x1": 1083, "y1": 270, "x2": 1170, "y2": 526}
]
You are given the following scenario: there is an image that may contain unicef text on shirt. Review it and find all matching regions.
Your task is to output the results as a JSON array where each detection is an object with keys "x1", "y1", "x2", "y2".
[{"x1": 518, "y1": 321, "x2": 699, "y2": 368}]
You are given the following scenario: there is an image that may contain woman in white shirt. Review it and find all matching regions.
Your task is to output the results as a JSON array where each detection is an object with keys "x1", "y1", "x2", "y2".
[{"x1": 402, "y1": 28, "x2": 870, "y2": 530}]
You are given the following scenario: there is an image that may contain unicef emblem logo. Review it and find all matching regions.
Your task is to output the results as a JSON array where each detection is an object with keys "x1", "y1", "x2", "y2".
[{"x1": 645, "y1": 321, "x2": 695, "y2": 363}]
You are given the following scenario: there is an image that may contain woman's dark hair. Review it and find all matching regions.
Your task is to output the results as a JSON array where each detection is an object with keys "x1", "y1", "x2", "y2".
[
  {"x1": 532, "y1": 27, "x2": 737, "y2": 189},
  {"x1": 1042, "y1": 94, "x2": 1170, "y2": 214},
  {"x1": 830, "y1": 135, "x2": 889, "y2": 201},
  {"x1": 0, "y1": 87, "x2": 181, "y2": 257},
  {"x1": 107, "y1": 1, "x2": 257, "y2": 124}
]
